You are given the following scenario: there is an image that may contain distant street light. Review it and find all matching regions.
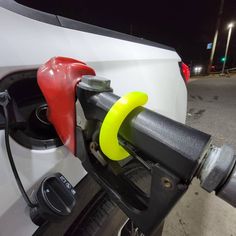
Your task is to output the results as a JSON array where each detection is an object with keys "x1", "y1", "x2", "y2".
[
  {"x1": 221, "y1": 23, "x2": 234, "y2": 74},
  {"x1": 207, "y1": 0, "x2": 225, "y2": 74},
  {"x1": 228, "y1": 23, "x2": 234, "y2": 29}
]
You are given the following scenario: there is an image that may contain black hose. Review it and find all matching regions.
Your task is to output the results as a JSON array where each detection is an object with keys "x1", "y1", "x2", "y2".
[{"x1": 3, "y1": 105, "x2": 37, "y2": 208}]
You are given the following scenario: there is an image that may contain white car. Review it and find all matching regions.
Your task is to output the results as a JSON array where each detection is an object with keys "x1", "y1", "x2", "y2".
[{"x1": 0, "y1": 1, "x2": 189, "y2": 235}]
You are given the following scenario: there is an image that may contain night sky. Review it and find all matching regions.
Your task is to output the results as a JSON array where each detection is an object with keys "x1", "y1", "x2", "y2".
[{"x1": 18, "y1": 0, "x2": 236, "y2": 70}]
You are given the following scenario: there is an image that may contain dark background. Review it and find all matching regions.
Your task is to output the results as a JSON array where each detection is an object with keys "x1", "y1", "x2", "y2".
[{"x1": 17, "y1": 0, "x2": 236, "y2": 71}]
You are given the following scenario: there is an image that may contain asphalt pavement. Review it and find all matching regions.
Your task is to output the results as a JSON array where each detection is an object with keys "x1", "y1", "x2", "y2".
[
  {"x1": 163, "y1": 76, "x2": 236, "y2": 236},
  {"x1": 186, "y1": 76, "x2": 236, "y2": 150}
]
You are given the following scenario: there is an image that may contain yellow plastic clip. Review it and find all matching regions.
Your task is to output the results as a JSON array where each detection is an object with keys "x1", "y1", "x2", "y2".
[{"x1": 99, "y1": 91, "x2": 148, "y2": 161}]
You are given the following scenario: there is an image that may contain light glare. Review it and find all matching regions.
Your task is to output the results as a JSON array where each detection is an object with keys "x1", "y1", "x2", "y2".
[
  {"x1": 194, "y1": 66, "x2": 203, "y2": 74},
  {"x1": 228, "y1": 23, "x2": 234, "y2": 29}
]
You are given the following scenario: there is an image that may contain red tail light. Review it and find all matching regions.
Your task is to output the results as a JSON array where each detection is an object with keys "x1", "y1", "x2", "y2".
[{"x1": 181, "y1": 62, "x2": 190, "y2": 83}]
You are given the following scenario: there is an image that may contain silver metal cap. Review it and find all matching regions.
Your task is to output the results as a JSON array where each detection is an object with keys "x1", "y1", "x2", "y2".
[
  {"x1": 79, "y1": 75, "x2": 112, "y2": 92},
  {"x1": 217, "y1": 164, "x2": 236, "y2": 207}
]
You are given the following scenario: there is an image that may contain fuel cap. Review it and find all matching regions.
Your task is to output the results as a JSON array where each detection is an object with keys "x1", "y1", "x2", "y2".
[{"x1": 30, "y1": 173, "x2": 76, "y2": 226}]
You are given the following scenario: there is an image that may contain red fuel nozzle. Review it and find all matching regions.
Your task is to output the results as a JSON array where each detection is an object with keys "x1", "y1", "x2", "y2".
[{"x1": 37, "y1": 57, "x2": 95, "y2": 153}]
